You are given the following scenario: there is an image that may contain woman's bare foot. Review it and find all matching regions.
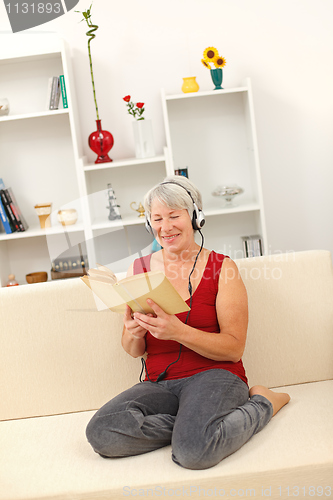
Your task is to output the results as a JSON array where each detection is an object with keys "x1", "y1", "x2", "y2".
[{"x1": 249, "y1": 385, "x2": 291, "y2": 416}]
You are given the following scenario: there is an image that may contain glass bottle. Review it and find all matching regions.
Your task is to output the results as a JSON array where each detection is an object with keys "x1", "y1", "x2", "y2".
[{"x1": 6, "y1": 274, "x2": 19, "y2": 286}]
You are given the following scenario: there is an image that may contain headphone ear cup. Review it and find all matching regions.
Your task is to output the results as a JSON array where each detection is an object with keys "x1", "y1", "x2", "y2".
[
  {"x1": 192, "y1": 203, "x2": 206, "y2": 230},
  {"x1": 145, "y1": 214, "x2": 154, "y2": 234},
  {"x1": 197, "y1": 210, "x2": 205, "y2": 229}
]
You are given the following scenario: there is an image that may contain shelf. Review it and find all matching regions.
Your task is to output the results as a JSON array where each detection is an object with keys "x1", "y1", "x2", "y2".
[
  {"x1": 0, "y1": 222, "x2": 85, "y2": 241},
  {"x1": 90, "y1": 203, "x2": 260, "y2": 232},
  {"x1": 91, "y1": 214, "x2": 145, "y2": 231},
  {"x1": 164, "y1": 86, "x2": 248, "y2": 101},
  {"x1": 82, "y1": 154, "x2": 166, "y2": 172},
  {"x1": 0, "y1": 109, "x2": 69, "y2": 123},
  {"x1": 204, "y1": 202, "x2": 261, "y2": 217},
  {"x1": 0, "y1": 34, "x2": 62, "y2": 65}
]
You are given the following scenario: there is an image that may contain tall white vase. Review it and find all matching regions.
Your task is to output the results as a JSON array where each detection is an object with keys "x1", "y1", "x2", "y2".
[{"x1": 132, "y1": 119, "x2": 155, "y2": 159}]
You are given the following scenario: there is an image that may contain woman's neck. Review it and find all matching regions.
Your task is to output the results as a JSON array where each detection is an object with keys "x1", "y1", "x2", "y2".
[{"x1": 162, "y1": 243, "x2": 202, "y2": 264}]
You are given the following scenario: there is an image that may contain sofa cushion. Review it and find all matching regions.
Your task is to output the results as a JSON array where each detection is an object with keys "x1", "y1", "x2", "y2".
[
  {"x1": 1, "y1": 380, "x2": 332, "y2": 500},
  {"x1": 238, "y1": 250, "x2": 333, "y2": 387}
]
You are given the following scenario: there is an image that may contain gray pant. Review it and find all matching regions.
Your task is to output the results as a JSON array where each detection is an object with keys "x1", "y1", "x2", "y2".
[{"x1": 86, "y1": 369, "x2": 273, "y2": 470}]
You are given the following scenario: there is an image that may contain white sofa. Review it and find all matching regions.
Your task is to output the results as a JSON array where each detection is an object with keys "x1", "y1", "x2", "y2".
[{"x1": 1, "y1": 250, "x2": 332, "y2": 500}]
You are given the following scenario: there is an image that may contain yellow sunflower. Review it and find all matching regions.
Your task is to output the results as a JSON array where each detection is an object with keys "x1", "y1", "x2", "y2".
[
  {"x1": 214, "y1": 55, "x2": 227, "y2": 68},
  {"x1": 201, "y1": 59, "x2": 211, "y2": 69},
  {"x1": 203, "y1": 47, "x2": 219, "y2": 62}
]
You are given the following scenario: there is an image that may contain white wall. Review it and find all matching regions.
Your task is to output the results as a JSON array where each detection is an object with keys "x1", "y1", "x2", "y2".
[{"x1": 1, "y1": 0, "x2": 332, "y2": 257}]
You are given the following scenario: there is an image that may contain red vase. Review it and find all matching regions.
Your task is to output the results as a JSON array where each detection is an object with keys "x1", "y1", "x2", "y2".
[{"x1": 88, "y1": 120, "x2": 114, "y2": 164}]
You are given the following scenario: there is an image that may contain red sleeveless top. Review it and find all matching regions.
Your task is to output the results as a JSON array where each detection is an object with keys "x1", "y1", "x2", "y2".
[{"x1": 133, "y1": 251, "x2": 248, "y2": 385}]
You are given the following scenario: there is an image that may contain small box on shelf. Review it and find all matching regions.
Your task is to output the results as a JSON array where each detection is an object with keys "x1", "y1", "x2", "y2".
[
  {"x1": 241, "y1": 235, "x2": 264, "y2": 258},
  {"x1": 174, "y1": 167, "x2": 189, "y2": 178},
  {"x1": 51, "y1": 255, "x2": 88, "y2": 280}
]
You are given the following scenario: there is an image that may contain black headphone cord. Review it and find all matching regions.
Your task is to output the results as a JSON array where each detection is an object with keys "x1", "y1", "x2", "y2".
[{"x1": 139, "y1": 228, "x2": 204, "y2": 383}]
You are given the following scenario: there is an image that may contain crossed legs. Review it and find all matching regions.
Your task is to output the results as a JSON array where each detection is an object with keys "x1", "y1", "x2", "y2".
[{"x1": 86, "y1": 369, "x2": 290, "y2": 469}]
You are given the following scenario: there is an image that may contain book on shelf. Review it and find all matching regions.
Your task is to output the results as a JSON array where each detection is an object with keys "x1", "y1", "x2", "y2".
[
  {"x1": 0, "y1": 189, "x2": 19, "y2": 232},
  {"x1": 4, "y1": 187, "x2": 28, "y2": 232},
  {"x1": 241, "y1": 235, "x2": 263, "y2": 258},
  {"x1": 48, "y1": 76, "x2": 61, "y2": 110},
  {"x1": 59, "y1": 75, "x2": 68, "y2": 109},
  {"x1": 0, "y1": 178, "x2": 28, "y2": 233},
  {"x1": 0, "y1": 193, "x2": 12, "y2": 234},
  {"x1": 81, "y1": 263, "x2": 191, "y2": 315},
  {"x1": 174, "y1": 167, "x2": 189, "y2": 178}
]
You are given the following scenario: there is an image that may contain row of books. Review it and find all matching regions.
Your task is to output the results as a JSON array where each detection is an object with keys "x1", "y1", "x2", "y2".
[
  {"x1": 174, "y1": 168, "x2": 189, "y2": 178},
  {"x1": 47, "y1": 75, "x2": 68, "y2": 110},
  {"x1": 0, "y1": 178, "x2": 28, "y2": 234},
  {"x1": 241, "y1": 235, "x2": 263, "y2": 257}
]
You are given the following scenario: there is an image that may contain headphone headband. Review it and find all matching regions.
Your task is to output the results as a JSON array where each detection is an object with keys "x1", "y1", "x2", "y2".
[
  {"x1": 145, "y1": 180, "x2": 205, "y2": 234},
  {"x1": 160, "y1": 181, "x2": 195, "y2": 202}
]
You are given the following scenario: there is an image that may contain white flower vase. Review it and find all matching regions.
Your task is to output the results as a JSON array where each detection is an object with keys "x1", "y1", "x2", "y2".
[{"x1": 132, "y1": 119, "x2": 155, "y2": 159}]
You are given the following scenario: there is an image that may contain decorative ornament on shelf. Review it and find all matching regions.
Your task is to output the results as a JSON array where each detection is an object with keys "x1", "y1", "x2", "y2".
[
  {"x1": 202, "y1": 47, "x2": 226, "y2": 90},
  {"x1": 57, "y1": 209, "x2": 78, "y2": 226},
  {"x1": 181, "y1": 77, "x2": 199, "y2": 94},
  {"x1": 123, "y1": 95, "x2": 155, "y2": 159},
  {"x1": 6, "y1": 274, "x2": 18, "y2": 287},
  {"x1": 107, "y1": 183, "x2": 121, "y2": 221},
  {"x1": 0, "y1": 98, "x2": 10, "y2": 116},
  {"x1": 34, "y1": 203, "x2": 52, "y2": 228},
  {"x1": 212, "y1": 185, "x2": 244, "y2": 207},
  {"x1": 76, "y1": 4, "x2": 114, "y2": 164},
  {"x1": 130, "y1": 201, "x2": 145, "y2": 218},
  {"x1": 26, "y1": 271, "x2": 48, "y2": 284}
]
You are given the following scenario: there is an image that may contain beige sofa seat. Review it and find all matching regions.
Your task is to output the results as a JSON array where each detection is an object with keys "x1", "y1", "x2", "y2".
[
  {"x1": 0, "y1": 250, "x2": 332, "y2": 500},
  {"x1": 1, "y1": 380, "x2": 332, "y2": 500}
]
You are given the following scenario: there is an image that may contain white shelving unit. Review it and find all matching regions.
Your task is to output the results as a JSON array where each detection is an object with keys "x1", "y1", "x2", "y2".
[
  {"x1": 0, "y1": 33, "x2": 86, "y2": 286},
  {"x1": 161, "y1": 78, "x2": 267, "y2": 259},
  {"x1": 0, "y1": 33, "x2": 170, "y2": 284},
  {"x1": 0, "y1": 33, "x2": 267, "y2": 285}
]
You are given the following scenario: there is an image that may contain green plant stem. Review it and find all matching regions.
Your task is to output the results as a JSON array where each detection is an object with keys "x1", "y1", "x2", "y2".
[
  {"x1": 86, "y1": 21, "x2": 99, "y2": 121},
  {"x1": 126, "y1": 101, "x2": 145, "y2": 120}
]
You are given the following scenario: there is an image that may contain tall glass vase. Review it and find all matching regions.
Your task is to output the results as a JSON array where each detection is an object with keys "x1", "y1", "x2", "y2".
[
  {"x1": 132, "y1": 119, "x2": 155, "y2": 159},
  {"x1": 88, "y1": 119, "x2": 114, "y2": 164},
  {"x1": 210, "y1": 68, "x2": 223, "y2": 90}
]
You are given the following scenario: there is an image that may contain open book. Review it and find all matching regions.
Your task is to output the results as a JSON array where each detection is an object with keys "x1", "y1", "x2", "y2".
[{"x1": 80, "y1": 263, "x2": 190, "y2": 315}]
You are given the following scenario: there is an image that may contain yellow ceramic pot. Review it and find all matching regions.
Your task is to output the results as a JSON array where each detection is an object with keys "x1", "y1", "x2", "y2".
[{"x1": 181, "y1": 77, "x2": 199, "y2": 93}]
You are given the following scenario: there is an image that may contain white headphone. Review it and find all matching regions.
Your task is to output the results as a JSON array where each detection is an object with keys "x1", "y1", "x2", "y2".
[{"x1": 145, "y1": 181, "x2": 205, "y2": 234}]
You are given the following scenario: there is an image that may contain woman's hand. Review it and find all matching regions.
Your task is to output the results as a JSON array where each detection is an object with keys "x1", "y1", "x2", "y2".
[
  {"x1": 121, "y1": 305, "x2": 154, "y2": 358},
  {"x1": 123, "y1": 304, "x2": 150, "y2": 339},
  {"x1": 133, "y1": 299, "x2": 183, "y2": 341}
]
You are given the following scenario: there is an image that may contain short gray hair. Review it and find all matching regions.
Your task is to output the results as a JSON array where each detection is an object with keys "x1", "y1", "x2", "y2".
[{"x1": 144, "y1": 175, "x2": 203, "y2": 222}]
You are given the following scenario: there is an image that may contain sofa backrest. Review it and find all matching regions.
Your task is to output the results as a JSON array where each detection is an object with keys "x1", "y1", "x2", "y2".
[
  {"x1": 0, "y1": 276, "x2": 142, "y2": 421},
  {"x1": 238, "y1": 250, "x2": 333, "y2": 387},
  {"x1": 0, "y1": 250, "x2": 332, "y2": 421}
]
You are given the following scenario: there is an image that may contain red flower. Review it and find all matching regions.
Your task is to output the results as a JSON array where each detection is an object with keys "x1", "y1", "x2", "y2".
[
  {"x1": 123, "y1": 95, "x2": 131, "y2": 102},
  {"x1": 136, "y1": 102, "x2": 144, "y2": 108}
]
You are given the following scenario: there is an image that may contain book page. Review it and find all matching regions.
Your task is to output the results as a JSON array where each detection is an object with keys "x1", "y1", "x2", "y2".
[
  {"x1": 81, "y1": 276, "x2": 129, "y2": 313},
  {"x1": 88, "y1": 264, "x2": 117, "y2": 284},
  {"x1": 96, "y1": 263, "x2": 118, "y2": 281}
]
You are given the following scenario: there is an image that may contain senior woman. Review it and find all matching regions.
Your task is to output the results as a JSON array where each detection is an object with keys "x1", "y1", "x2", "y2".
[{"x1": 86, "y1": 175, "x2": 290, "y2": 470}]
